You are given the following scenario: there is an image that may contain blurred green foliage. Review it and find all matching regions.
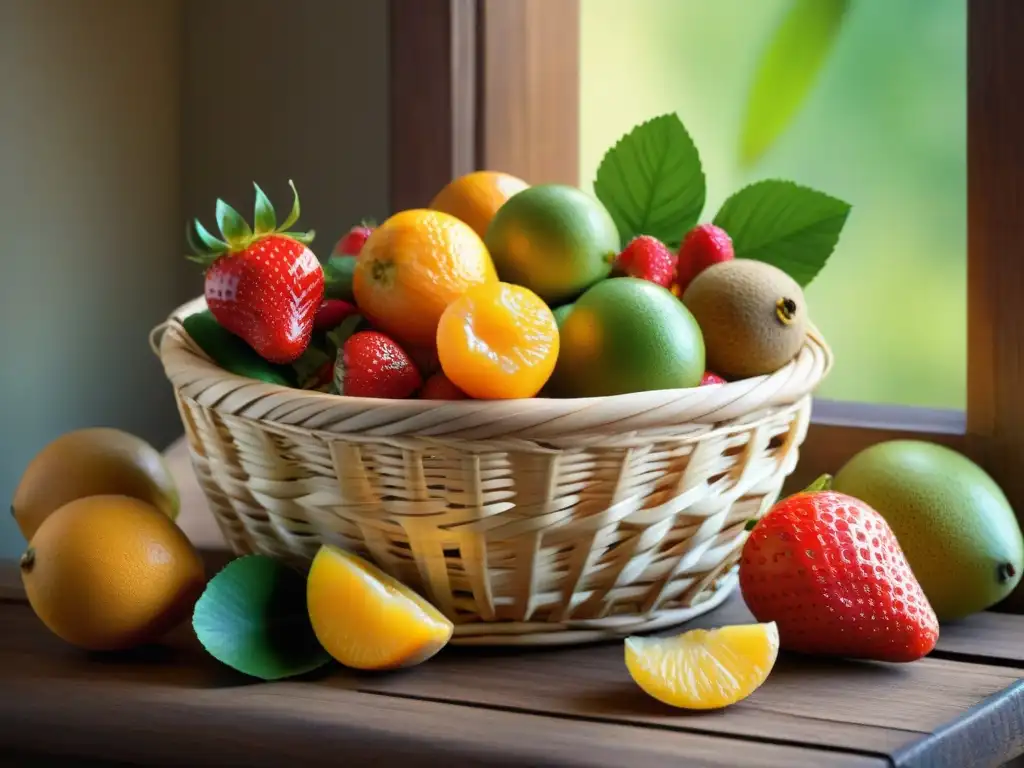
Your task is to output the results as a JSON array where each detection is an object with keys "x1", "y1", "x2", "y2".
[{"x1": 580, "y1": 0, "x2": 966, "y2": 409}]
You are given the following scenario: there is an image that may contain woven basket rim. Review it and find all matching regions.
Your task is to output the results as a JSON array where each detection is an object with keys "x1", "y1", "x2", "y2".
[{"x1": 153, "y1": 295, "x2": 834, "y2": 437}]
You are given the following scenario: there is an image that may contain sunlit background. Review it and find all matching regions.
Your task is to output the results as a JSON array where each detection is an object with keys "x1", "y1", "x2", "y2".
[{"x1": 580, "y1": 0, "x2": 967, "y2": 409}]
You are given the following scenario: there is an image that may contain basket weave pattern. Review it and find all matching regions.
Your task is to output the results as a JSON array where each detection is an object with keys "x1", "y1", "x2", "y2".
[{"x1": 155, "y1": 297, "x2": 832, "y2": 645}]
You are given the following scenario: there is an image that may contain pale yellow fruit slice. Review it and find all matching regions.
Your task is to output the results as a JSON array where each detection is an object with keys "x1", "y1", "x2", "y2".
[
  {"x1": 307, "y1": 545, "x2": 453, "y2": 670},
  {"x1": 625, "y1": 622, "x2": 779, "y2": 710}
]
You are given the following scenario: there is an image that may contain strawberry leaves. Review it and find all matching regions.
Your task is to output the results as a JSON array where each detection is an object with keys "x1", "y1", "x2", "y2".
[
  {"x1": 253, "y1": 182, "x2": 277, "y2": 236},
  {"x1": 185, "y1": 180, "x2": 317, "y2": 266},
  {"x1": 216, "y1": 199, "x2": 252, "y2": 246}
]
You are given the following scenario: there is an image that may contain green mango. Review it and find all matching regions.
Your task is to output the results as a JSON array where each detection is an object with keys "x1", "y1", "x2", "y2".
[
  {"x1": 833, "y1": 440, "x2": 1024, "y2": 621},
  {"x1": 181, "y1": 310, "x2": 295, "y2": 387}
]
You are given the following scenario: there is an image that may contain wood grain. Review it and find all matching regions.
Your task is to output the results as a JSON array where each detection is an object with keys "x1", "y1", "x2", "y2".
[
  {"x1": 966, "y1": 0, "x2": 1024, "y2": 612},
  {"x1": 477, "y1": 0, "x2": 580, "y2": 185},
  {"x1": 389, "y1": 0, "x2": 477, "y2": 212},
  {"x1": 0, "y1": 602, "x2": 879, "y2": 768}
]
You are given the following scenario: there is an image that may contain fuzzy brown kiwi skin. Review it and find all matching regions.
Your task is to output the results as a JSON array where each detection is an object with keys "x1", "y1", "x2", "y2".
[{"x1": 681, "y1": 259, "x2": 808, "y2": 379}]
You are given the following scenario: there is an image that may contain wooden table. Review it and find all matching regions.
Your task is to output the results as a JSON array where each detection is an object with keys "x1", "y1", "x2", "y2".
[{"x1": 1, "y1": 438, "x2": 1024, "y2": 768}]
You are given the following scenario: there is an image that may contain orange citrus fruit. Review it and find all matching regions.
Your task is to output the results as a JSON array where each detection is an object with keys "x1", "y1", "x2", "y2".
[
  {"x1": 429, "y1": 170, "x2": 530, "y2": 240},
  {"x1": 20, "y1": 495, "x2": 205, "y2": 651},
  {"x1": 625, "y1": 622, "x2": 779, "y2": 710},
  {"x1": 353, "y1": 209, "x2": 498, "y2": 348},
  {"x1": 307, "y1": 544, "x2": 453, "y2": 670},
  {"x1": 437, "y1": 281, "x2": 559, "y2": 399}
]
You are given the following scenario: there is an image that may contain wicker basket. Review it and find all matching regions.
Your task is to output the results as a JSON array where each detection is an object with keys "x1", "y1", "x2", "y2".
[{"x1": 152, "y1": 295, "x2": 832, "y2": 646}]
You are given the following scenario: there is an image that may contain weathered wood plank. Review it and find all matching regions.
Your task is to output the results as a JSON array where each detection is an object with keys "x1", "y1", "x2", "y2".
[{"x1": 0, "y1": 602, "x2": 877, "y2": 768}]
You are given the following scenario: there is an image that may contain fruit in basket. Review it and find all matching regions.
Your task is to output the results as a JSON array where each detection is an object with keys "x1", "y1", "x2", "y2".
[
  {"x1": 313, "y1": 299, "x2": 359, "y2": 332},
  {"x1": 333, "y1": 222, "x2": 375, "y2": 257},
  {"x1": 484, "y1": 184, "x2": 620, "y2": 305},
  {"x1": 186, "y1": 181, "x2": 324, "y2": 364},
  {"x1": 612, "y1": 235, "x2": 677, "y2": 288},
  {"x1": 437, "y1": 282, "x2": 559, "y2": 399},
  {"x1": 419, "y1": 372, "x2": 468, "y2": 400},
  {"x1": 20, "y1": 495, "x2": 205, "y2": 651},
  {"x1": 12, "y1": 428, "x2": 180, "y2": 541},
  {"x1": 739, "y1": 478, "x2": 939, "y2": 662},
  {"x1": 353, "y1": 209, "x2": 497, "y2": 348},
  {"x1": 548, "y1": 278, "x2": 704, "y2": 398},
  {"x1": 182, "y1": 309, "x2": 295, "y2": 386},
  {"x1": 682, "y1": 259, "x2": 807, "y2": 379},
  {"x1": 673, "y1": 223, "x2": 735, "y2": 296},
  {"x1": 625, "y1": 622, "x2": 779, "y2": 710},
  {"x1": 334, "y1": 329, "x2": 423, "y2": 399},
  {"x1": 429, "y1": 170, "x2": 530, "y2": 240},
  {"x1": 307, "y1": 544, "x2": 454, "y2": 670},
  {"x1": 833, "y1": 440, "x2": 1024, "y2": 621},
  {"x1": 701, "y1": 371, "x2": 727, "y2": 386}
]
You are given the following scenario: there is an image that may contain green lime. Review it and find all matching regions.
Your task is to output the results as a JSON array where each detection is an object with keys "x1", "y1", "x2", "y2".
[
  {"x1": 484, "y1": 184, "x2": 620, "y2": 305},
  {"x1": 549, "y1": 277, "x2": 705, "y2": 397}
]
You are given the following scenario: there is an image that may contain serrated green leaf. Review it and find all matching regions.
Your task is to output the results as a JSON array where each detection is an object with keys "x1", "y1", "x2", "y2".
[
  {"x1": 279, "y1": 179, "x2": 302, "y2": 232},
  {"x1": 739, "y1": 0, "x2": 851, "y2": 168},
  {"x1": 192, "y1": 555, "x2": 331, "y2": 681},
  {"x1": 593, "y1": 114, "x2": 705, "y2": 250},
  {"x1": 253, "y1": 183, "x2": 277, "y2": 235},
  {"x1": 713, "y1": 180, "x2": 851, "y2": 287},
  {"x1": 216, "y1": 199, "x2": 253, "y2": 245},
  {"x1": 194, "y1": 218, "x2": 229, "y2": 253}
]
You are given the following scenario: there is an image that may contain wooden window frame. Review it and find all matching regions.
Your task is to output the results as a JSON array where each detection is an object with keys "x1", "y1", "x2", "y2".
[{"x1": 390, "y1": 0, "x2": 1024, "y2": 605}]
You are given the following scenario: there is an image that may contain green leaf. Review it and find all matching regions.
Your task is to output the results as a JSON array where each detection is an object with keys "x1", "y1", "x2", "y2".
[
  {"x1": 292, "y1": 343, "x2": 333, "y2": 389},
  {"x1": 802, "y1": 474, "x2": 833, "y2": 493},
  {"x1": 282, "y1": 229, "x2": 316, "y2": 247},
  {"x1": 593, "y1": 113, "x2": 705, "y2": 250},
  {"x1": 323, "y1": 255, "x2": 357, "y2": 302},
  {"x1": 193, "y1": 218, "x2": 229, "y2": 254},
  {"x1": 252, "y1": 182, "x2": 277, "y2": 235},
  {"x1": 278, "y1": 179, "x2": 302, "y2": 232},
  {"x1": 216, "y1": 199, "x2": 253, "y2": 246},
  {"x1": 326, "y1": 313, "x2": 364, "y2": 354},
  {"x1": 712, "y1": 180, "x2": 851, "y2": 286},
  {"x1": 192, "y1": 555, "x2": 331, "y2": 681},
  {"x1": 739, "y1": 0, "x2": 851, "y2": 167}
]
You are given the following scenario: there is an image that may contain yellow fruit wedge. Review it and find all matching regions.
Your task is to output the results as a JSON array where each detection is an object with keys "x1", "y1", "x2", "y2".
[
  {"x1": 307, "y1": 545, "x2": 454, "y2": 670},
  {"x1": 625, "y1": 622, "x2": 779, "y2": 710}
]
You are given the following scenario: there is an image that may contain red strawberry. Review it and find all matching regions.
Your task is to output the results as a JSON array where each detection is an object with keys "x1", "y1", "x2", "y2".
[
  {"x1": 419, "y1": 372, "x2": 468, "y2": 400},
  {"x1": 187, "y1": 181, "x2": 323, "y2": 364},
  {"x1": 335, "y1": 331, "x2": 422, "y2": 398},
  {"x1": 674, "y1": 223, "x2": 734, "y2": 296},
  {"x1": 314, "y1": 299, "x2": 359, "y2": 332},
  {"x1": 739, "y1": 479, "x2": 939, "y2": 663},
  {"x1": 332, "y1": 221, "x2": 375, "y2": 257},
  {"x1": 613, "y1": 235, "x2": 677, "y2": 288},
  {"x1": 701, "y1": 371, "x2": 727, "y2": 386}
]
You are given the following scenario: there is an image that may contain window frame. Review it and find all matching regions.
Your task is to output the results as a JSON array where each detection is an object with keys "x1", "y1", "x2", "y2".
[{"x1": 389, "y1": 0, "x2": 1022, "y2": 605}]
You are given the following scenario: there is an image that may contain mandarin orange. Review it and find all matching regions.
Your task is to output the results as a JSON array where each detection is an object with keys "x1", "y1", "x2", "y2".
[
  {"x1": 307, "y1": 545, "x2": 453, "y2": 670},
  {"x1": 353, "y1": 209, "x2": 497, "y2": 348},
  {"x1": 436, "y1": 282, "x2": 559, "y2": 399},
  {"x1": 429, "y1": 170, "x2": 529, "y2": 240}
]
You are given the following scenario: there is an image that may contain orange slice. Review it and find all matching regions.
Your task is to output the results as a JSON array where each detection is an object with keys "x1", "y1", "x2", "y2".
[
  {"x1": 307, "y1": 545, "x2": 453, "y2": 670},
  {"x1": 625, "y1": 622, "x2": 779, "y2": 710}
]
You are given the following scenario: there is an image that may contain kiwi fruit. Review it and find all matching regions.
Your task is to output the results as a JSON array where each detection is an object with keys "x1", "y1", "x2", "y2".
[{"x1": 681, "y1": 259, "x2": 807, "y2": 379}]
